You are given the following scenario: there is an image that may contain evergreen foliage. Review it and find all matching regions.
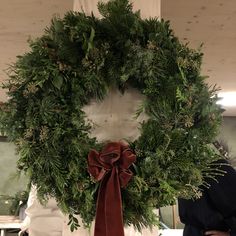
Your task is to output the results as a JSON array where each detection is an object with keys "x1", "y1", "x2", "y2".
[{"x1": 0, "y1": 0, "x2": 223, "y2": 231}]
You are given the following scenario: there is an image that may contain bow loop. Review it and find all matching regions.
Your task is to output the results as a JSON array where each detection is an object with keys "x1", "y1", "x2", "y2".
[{"x1": 119, "y1": 169, "x2": 133, "y2": 188}]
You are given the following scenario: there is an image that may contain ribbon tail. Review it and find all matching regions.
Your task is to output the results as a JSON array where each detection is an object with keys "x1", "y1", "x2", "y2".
[
  {"x1": 105, "y1": 167, "x2": 125, "y2": 236},
  {"x1": 94, "y1": 168, "x2": 125, "y2": 236},
  {"x1": 94, "y1": 173, "x2": 109, "y2": 236}
]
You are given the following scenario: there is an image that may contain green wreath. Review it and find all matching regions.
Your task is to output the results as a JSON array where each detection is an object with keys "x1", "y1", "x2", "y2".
[{"x1": 0, "y1": 0, "x2": 223, "y2": 231}]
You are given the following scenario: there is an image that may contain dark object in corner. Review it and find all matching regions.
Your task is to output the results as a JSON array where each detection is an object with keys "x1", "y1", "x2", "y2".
[{"x1": 178, "y1": 159, "x2": 236, "y2": 236}]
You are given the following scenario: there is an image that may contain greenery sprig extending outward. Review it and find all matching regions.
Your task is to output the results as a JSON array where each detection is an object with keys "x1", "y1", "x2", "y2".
[{"x1": 0, "y1": 0, "x2": 223, "y2": 232}]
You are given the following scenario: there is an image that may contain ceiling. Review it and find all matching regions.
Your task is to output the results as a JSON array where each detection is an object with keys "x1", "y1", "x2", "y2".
[
  {"x1": 0, "y1": 0, "x2": 73, "y2": 100},
  {"x1": 162, "y1": 0, "x2": 236, "y2": 116},
  {"x1": 0, "y1": 0, "x2": 235, "y2": 115}
]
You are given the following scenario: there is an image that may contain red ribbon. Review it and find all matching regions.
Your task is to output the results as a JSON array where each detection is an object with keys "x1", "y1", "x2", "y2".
[{"x1": 87, "y1": 142, "x2": 136, "y2": 236}]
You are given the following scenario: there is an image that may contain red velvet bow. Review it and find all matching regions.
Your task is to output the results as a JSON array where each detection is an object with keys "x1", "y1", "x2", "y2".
[{"x1": 88, "y1": 142, "x2": 136, "y2": 236}]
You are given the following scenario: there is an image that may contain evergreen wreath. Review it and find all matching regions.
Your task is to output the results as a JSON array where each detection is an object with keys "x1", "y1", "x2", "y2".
[{"x1": 0, "y1": 0, "x2": 223, "y2": 231}]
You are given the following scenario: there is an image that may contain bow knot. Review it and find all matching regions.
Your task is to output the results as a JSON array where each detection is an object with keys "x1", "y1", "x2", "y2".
[{"x1": 88, "y1": 142, "x2": 136, "y2": 187}]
